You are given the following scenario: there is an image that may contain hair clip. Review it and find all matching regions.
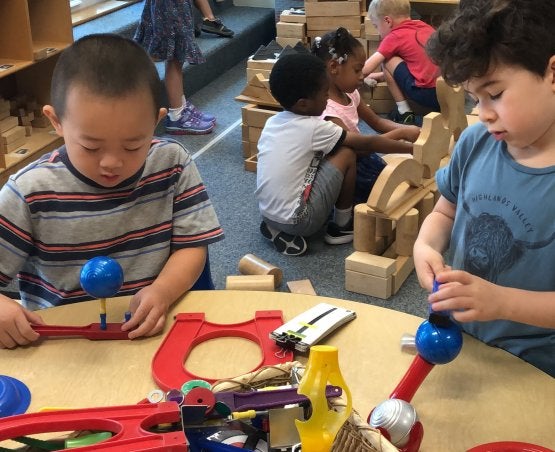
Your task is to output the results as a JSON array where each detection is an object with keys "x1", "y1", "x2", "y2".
[{"x1": 314, "y1": 36, "x2": 321, "y2": 48}]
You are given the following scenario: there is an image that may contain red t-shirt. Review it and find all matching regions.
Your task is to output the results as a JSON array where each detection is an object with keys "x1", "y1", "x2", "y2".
[{"x1": 377, "y1": 19, "x2": 440, "y2": 88}]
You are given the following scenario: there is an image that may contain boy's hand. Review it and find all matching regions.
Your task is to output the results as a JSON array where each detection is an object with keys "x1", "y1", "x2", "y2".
[
  {"x1": 430, "y1": 270, "x2": 505, "y2": 323},
  {"x1": 383, "y1": 126, "x2": 421, "y2": 143},
  {"x1": 413, "y1": 240, "x2": 448, "y2": 292},
  {"x1": 122, "y1": 285, "x2": 172, "y2": 339},
  {"x1": 0, "y1": 296, "x2": 44, "y2": 348}
]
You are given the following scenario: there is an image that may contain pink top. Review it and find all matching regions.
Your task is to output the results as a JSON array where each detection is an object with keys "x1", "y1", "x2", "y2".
[
  {"x1": 378, "y1": 19, "x2": 440, "y2": 88},
  {"x1": 320, "y1": 89, "x2": 361, "y2": 133}
]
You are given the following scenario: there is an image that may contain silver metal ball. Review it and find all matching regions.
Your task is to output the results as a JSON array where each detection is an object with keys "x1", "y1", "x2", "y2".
[{"x1": 369, "y1": 398, "x2": 418, "y2": 447}]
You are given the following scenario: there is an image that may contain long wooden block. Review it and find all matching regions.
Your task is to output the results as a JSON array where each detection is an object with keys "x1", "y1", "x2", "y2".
[
  {"x1": 306, "y1": 28, "x2": 361, "y2": 38},
  {"x1": 0, "y1": 116, "x2": 18, "y2": 134},
  {"x1": 306, "y1": 16, "x2": 361, "y2": 31},
  {"x1": 247, "y1": 59, "x2": 276, "y2": 71},
  {"x1": 276, "y1": 37, "x2": 307, "y2": 48},
  {"x1": 345, "y1": 269, "x2": 393, "y2": 299},
  {"x1": 305, "y1": 1, "x2": 361, "y2": 16},
  {"x1": 0, "y1": 136, "x2": 26, "y2": 153},
  {"x1": 280, "y1": 11, "x2": 307, "y2": 23},
  {"x1": 244, "y1": 105, "x2": 280, "y2": 129},
  {"x1": 226, "y1": 275, "x2": 275, "y2": 291},
  {"x1": 345, "y1": 251, "x2": 396, "y2": 278},
  {"x1": 1, "y1": 126, "x2": 26, "y2": 145},
  {"x1": 276, "y1": 22, "x2": 306, "y2": 38}
]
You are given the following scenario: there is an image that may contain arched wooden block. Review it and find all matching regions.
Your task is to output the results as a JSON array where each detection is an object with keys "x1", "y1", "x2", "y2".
[
  {"x1": 367, "y1": 157, "x2": 423, "y2": 212},
  {"x1": 413, "y1": 112, "x2": 451, "y2": 179},
  {"x1": 436, "y1": 77, "x2": 468, "y2": 142}
]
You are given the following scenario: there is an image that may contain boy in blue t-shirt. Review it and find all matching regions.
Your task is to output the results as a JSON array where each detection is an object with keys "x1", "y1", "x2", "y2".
[{"x1": 413, "y1": 0, "x2": 555, "y2": 376}]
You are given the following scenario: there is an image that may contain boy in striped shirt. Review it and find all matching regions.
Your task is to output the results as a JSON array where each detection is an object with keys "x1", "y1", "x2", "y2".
[{"x1": 0, "y1": 34, "x2": 223, "y2": 348}]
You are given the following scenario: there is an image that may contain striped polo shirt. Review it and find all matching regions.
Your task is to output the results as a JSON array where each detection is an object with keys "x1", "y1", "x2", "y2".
[{"x1": 0, "y1": 139, "x2": 224, "y2": 310}]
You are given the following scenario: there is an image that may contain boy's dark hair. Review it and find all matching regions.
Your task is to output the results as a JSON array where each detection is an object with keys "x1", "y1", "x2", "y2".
[
  {"x1": 269, "y1": 53, "x2": 327, "y2": 110},
  {"x1": 427, "y1": 0, "x2": 555, "y2": 85},
  {"x1": 51, "y1": 34, "x2": 163, "y2": 120},
  {"x1": 311, "y1": 27, "x2": 364, "y2": 63}
]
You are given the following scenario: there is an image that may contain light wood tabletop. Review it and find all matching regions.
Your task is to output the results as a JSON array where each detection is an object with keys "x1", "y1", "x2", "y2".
[{"x1": 1, "y1": 290, "x2": 553, "y2": 451}]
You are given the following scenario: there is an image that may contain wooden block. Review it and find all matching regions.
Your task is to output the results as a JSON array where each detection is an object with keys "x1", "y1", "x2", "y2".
[
  {"x1": 241, "y1": 123, "x2": 249, "y2": 141},
  {"x1": 413, "y1": 112, "x2": 451, "y2": 179},
  {"x1": 305, "y1": 1, "x2": 361, "y2": 16},
  {"x1": 372, "y1": 82, "x2": 393, "y2": 100},
  {"x1": 276, "y1": 22, "x2": 306, "y2": 39},
  {"x1": 415, "y1": 191, "x2": 435, "y2": 228},
  {"x1": 246, "y1": 67, "x2": 272, "y2": 81},
  {"x1": 395, "y1": 208, "x2": 419, "y2": 256},
  {"x1": 1, "y1": 126, "x2": 26, "y2": 145},
  {"x1": 354, "y1": 203, "x2": 378, "y2": 253},
  {"x1": 25, "y1": 125, "x2": 33, "y2": 137},
  {"x1": 276, "y1": 37, "x2": 307, "y2": 48},
  {"x1": 345, "y1": 251, "x2": 396, "y2": 278},
  {"x1": 243, "y1": 104, "x2": 280, "y2": 129},
  {"x1": 306, "y1": 16, "x2": 361, "y2": 31},
  {"x1": 33, "y1": 47, "x2": 48, "y2": 61},
  {"x1": 345, "y1": 269, "x2": 393, "y2": 299},
  {"x1": 392, "y1": 255, "x2": 415, "y2": 294},
  {"x1": 436, "y1": 77, "x2": 468, "y2": 142},
  {"x1": 368, "y1": 157, "x2": 424, "y2": 213},
  {"x1": 0, "y1": 116, "x2": 18, "y2": 134},
  {"x1": 247, "y1": 59, "x2": 276, "y2": 71},
  {"x1": 238, "y1": 253, "x2": 283, "y2": 287},
  {"x1": 248, "y1": 126, "x2": 263, "y2": 143},
  {"x1": 363, "y1": 17, "x2": 380, "y2": 40},
  {"x1": 287, "y1": 279, "x2": 317, "y2": 295},
  {"x1": 242, "y1": 140, "x2": 252, "y2": 158},
  {"x1": 225, "y1": 275, "x2": 275, "y2": 291},
  {"x1": 241, "y1": 104, "x2": 257, "y2": 123},
  {"x1": 280, "y1": 11, "x2": 307, "y2": 23},
  {"x1": 244, "y1": 154, "x2": 258, "y2": 172},
  {"x1": 241, "y1": 74, "x2": 279, "y2": 106},
  {"x1": 0, "y1": 136, "x2": 26, "y2": 153}
]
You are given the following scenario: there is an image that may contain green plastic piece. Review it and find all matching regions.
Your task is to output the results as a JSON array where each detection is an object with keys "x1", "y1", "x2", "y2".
[{"x1": 65, "y1": 432, "x2": 112, "y2": 448}]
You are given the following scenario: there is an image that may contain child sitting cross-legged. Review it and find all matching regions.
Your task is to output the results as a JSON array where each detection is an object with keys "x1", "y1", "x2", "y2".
[{"x1": 255, "y1": 53, "x2": 413, "y2": 256}]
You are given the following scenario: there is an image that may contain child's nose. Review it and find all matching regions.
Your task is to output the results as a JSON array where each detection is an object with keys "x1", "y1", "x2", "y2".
[
  {"x1": 478, "y1": 104, "x2": 496, "y2": 123},
  {"x1": 99, "y1": 153, "x2": 123, "y2": 170}
]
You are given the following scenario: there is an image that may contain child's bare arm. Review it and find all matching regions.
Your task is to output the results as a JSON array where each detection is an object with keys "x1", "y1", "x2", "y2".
[
  {"x1": 342, "y1": 130, "x2": 413, "y2": 154},
  {"x1": 123, "y1": 246, "x2": 207, "y2": 338},
  {"x1": 363, "y1": 52, "x2": 385, "y2": 77}
]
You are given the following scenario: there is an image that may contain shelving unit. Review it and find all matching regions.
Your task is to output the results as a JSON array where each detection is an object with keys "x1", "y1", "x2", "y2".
[{"x1": 0, "y1": 0, "x2": 73, "y2": 185}]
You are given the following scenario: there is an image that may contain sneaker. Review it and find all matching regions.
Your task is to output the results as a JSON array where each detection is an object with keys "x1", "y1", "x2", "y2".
[
  {"x1": 185, "y1": 101, "x2": 216, "y2": 124},
  {"x1": 397, "y1": 111, "x2": 416, "y2": 125},
  {"x1": 260, "y1": 221, "x2": 307, "y2": 256},
  {"x1": 200, "y1": 18, "x2": 234, "y2": 38},
  {"x1": 165, "y1": 110, "x2": 214, "y2": 135},
  {"x1": 324, "y1": 220, "x2": 354, "y2": 245}
]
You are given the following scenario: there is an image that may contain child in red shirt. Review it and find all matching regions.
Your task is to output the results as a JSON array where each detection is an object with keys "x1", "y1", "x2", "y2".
[{"x1": 363, "y1": 0, "x2": 440, "y2": 124}]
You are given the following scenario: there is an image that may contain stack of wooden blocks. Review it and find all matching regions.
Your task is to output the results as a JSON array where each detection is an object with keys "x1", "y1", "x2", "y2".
[
  {"x1": 276, "y1": 10, "x2": 307, "y2": 48},
  {"x1": 0, "y1": 97, "x2": 31, "y2": 169},
  {"x1": 345, "y1": 79, "x2": 469, "y2": 299},
  {"x1": 237, "y1": 61, "x2": 282, "y2": 172}
]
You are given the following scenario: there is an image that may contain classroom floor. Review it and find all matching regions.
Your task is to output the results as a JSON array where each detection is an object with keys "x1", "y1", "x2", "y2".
[{"x1": 168, "y1": 58, "x2": 428, "y2": 319}]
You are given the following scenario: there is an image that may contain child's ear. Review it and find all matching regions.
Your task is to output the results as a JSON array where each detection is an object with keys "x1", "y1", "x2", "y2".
[
  {"x1": 42, "y1": 105, "x2": 63, "y2": 137},
  {"x1": 328, "y1": 59, "x2": 340, "y2": 75},
  {"x1": 548, "y1": 55, "x2": 555, "y2": 90}
]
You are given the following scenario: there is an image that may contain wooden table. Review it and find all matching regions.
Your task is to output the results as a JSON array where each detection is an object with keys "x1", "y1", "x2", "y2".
[{"x1": 1, "y1": 291, "x2": 553, "y2": 450}]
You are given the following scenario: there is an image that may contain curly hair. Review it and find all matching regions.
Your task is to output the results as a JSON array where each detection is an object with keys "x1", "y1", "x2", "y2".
[
  {"x1": 269, "y1": 53, "x2": 327, "y2": 110},
  {"x1": 426, "y1": 0, "x2": 555, "y2": 85},
  {"x1": 310, "y1": 27, "x2": 364, "y2": 64}
]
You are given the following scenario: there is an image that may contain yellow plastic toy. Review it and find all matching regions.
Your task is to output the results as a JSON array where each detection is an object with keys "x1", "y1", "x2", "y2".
[{"x1": 295, "y1": 345, "x2": 352, "y2": 451}]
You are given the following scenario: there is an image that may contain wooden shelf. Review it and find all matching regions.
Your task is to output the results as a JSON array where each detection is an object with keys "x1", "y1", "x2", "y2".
[
  {"x1": 0, "y1": 0, "x2": 73, "y2": 185},
  {"x1": 71, "y1": 0, "x2": 141, "y2": 26},
  {"x1": 0, "y1": 126, "x2": 63, "y2": 186}
]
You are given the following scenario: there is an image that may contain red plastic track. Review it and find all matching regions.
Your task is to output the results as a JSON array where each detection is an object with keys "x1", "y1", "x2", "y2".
[{"x1": 151, "y1": 311, "x2": 293, "y2": 389}]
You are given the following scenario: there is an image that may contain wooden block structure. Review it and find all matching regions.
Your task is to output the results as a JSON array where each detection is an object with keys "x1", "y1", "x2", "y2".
[
  {"x1": 277, "y1": 10, "x2": 308, "y2": 48},
  {"x1": 346, "y1": 78, "x2": 469, "y2": 299},
  {"x1": 237, "y1": 67, "x2": 283, "y2": 172}
]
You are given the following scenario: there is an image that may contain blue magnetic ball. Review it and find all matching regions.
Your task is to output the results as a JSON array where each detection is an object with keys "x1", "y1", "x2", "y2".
[
  {"x1": 415, "y1": 319, "x2": 463, "y2": 365},
  {"x1": 80, "y1": 256, "x2": 124, "y2": 298}
]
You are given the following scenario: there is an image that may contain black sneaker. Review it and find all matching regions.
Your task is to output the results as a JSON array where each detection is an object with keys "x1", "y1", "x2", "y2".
[
  {"x1": 397, "y1": 111, "x2": 416, "y2": 125},
  {"x1": 200, "y1": 18, "x2": 234, "y2": 37},
  {"x1": 324, "y1": 220, "x2": 354, "y2": 245},
  {"x1": 260, "y1": 221, "x2": 307, "y2": 256}
]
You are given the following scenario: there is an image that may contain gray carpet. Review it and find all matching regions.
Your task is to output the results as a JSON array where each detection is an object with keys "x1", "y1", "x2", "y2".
[{"x1": 166, "y1": 59, "x2": 429, "y2": 319}]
